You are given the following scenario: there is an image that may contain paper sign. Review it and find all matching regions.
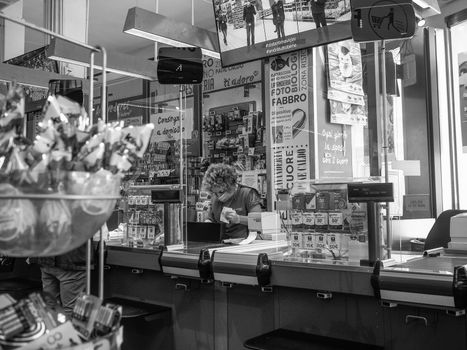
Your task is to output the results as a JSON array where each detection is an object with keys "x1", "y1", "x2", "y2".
[{"x1": 391, "y1": 160, "x2": 421, "y2": 176}]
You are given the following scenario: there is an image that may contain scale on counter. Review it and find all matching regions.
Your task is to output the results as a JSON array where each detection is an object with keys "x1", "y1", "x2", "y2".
[{"x1": 347, "y1": 182, "x2": 394, "y2": 266}]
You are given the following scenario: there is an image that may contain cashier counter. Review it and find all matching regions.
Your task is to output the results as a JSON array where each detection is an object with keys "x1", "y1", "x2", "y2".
[
  {"x1": 160, "y1": 212, "x2": 285, "y2": 289},
  {"x1": 104, "y1": 212, "x2": 467, "y2": 310}
]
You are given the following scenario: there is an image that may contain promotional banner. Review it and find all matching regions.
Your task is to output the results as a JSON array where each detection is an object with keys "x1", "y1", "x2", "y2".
[
  {"x1": 150, "y1": 109, "x2": 194, "y2": 143},
  {"x1": 459, "y1": 52, "x2": 467, "y2": 153},
  {"x1": 327, "y1": 39, "x2": 367, "y2": 126},
  {"x1": 202, "y1": 56, "x2": 262, "y2": 93},
  {"x1": 269, "y1": 49, "x2": 310, "y2": 190}
]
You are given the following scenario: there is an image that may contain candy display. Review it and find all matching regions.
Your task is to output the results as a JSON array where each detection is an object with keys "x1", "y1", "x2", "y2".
[
  {"x1": 0, "y1": 293, "x2": 122, "y2": 350},
  {"x1": 0, "y1": 83, "x2": 154, "y2": 257}
]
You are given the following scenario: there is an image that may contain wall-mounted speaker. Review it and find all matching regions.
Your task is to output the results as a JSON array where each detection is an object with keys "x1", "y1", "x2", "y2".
[{"x1": 157, "y1": 47, "x2": 203, "y2": 85}]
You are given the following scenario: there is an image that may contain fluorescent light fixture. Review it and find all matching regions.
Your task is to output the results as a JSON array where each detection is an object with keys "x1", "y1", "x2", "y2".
[
  {"x1": 46, "y1": 38, "x2": 158, "y2": 80},
  {"x1": 123, "y1": 7, "x2": 220, "y2": 59},
  {"x1": 412, "y1": 0, "x2": 440, "y2": 17}
]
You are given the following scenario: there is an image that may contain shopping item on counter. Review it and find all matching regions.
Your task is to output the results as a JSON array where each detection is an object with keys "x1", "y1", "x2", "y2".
[
  {"x1": 0, "y1": 292, "x2": 123, "y2": 349},
  {"x1": 18, "y1": 321, "x2": 82, "y2": 350},
  {"x1": 71, "y1": 294, "x2": 102, "y2": 339}
]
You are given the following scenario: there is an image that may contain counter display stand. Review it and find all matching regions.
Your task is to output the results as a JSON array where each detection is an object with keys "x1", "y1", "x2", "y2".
[{"x1": 0, "y1": 13, "x2": 125, "y2": 350}]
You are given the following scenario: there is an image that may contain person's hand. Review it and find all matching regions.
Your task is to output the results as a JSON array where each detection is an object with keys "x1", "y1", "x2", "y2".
[{"x1": 225, "y1": 211, "x2": 240, "y2": 224}]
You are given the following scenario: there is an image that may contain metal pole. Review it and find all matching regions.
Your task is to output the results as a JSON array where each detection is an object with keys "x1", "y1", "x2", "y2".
[
  {"x1": 380, "y1": 40, "x2": 391, "y2": 259},
  {"x1": 97, "y1": 46, "x2": 108, "y2": 300},
  {"x1": 179, "y1": 86, "x2": 185, "y2": 245},
  {"x1": 85, "y1": 50, "x2": 96, "y2": 296},
  {"x1": 0, "y1": 12, "x2": 98, "y2": 52}
]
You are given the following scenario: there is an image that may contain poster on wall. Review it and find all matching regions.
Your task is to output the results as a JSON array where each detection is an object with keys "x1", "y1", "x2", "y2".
[
  {"x1": 211, "y1": 0, "x2": 352, "y2": 67},
  {"x1": 326, "y1": 39, "x2": 367, "y2": 126},
  {"x1": 458, "y1": 52, "x2": 467, "y2": 153},
  {"x1": 202, "y1": 56, "x2": 262, "y2": 93},
  {"x1": 269, "y1": 49, "x2": 311, "y2": 190}
]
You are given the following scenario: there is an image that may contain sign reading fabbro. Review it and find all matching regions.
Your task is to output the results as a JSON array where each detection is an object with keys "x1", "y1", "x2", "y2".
[
  {"x1": 269, "y1": 50, "x2": 311, "y2": 190},
  {"x1": 201, "y1": 56, "x2": 261, "y2": 93}
]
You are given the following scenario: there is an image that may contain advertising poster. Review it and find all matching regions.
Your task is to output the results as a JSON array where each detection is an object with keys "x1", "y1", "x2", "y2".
[
  {"x1": 269, "y1": 49, "x2": 310, "y2": 190},
  {"x1": 327, "y1": 39, "x2": 367, "y2": 126},
  {"x1": 458, "y1": 52, "x2": 467, "y2": 153},
  {"x1": 202, "y1": 56, "x2": 262, "y2": 93},
  {"x1": 212, "y1": 0, "x2": 352, "y2": 67}
]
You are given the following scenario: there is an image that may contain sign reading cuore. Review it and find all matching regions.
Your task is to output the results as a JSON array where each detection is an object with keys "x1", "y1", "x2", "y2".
[{"x1": 269, "y1": 49, "x2": 310, "y2": 190}]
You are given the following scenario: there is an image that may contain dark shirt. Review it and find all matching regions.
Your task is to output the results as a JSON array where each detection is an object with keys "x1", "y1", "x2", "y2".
[
  {"x1": 208, "y1": 184, "x2": 262, "y2": 239},
  {"x1": 271, "y1": 1, "x2": 285, "y2": 24},
  {"x1": 310, "y1": 0, "x2": 326, "y2": 14},
  {"x1": 30, "y1": 243, "x2": 89, "y2": 271},
  {"x1": 243, "y1": 4, "x2": 257, "y2": 24}
]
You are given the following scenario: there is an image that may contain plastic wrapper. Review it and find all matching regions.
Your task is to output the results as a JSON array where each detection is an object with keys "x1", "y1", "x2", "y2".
[
  {"x1": 0, "y1": 184, "x2": 38, "y2": 256},
  {"x1": 120, "y1": 124, "x2": 154, "y2": 158},
  {"x1": 38, "y1": 199, "x2": 72, "y2": 254}
]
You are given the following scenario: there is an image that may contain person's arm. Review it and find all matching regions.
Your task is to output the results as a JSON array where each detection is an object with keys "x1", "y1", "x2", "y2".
[
  {"x1": 225, "y1": 188, "x2": 262, "y2": 226},
  {"x1": 237, "y1": 204, "x2": 261, "y2": 226},
  {"x1": 243, "y1": 7, "x2": 246, "y2": 21}
]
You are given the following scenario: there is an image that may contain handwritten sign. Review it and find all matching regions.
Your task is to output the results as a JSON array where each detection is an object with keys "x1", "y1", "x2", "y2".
[
  {"x1": 317, "y1": 123, "x2": 353, "y2": 179},
  {"x1": 150, "y1": 108, "x2": 193, "y2": 143}
]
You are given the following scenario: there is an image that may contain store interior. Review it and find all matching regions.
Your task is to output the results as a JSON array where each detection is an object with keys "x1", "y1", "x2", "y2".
[{"x1": 1, "y1": 0, "x2": 467, "y2": 349}]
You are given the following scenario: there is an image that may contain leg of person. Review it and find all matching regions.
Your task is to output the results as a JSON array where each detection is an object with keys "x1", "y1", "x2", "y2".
[
  {"x1": 58, "y1": 269, "x2": 87, "y2": 318},
  {"x1": 312, "y1": 13, "x2": 321, "y2": 28},
  {"x1": 319, "y1": 14, "x2": 327, "y2": 27},
  {"x1": 40, "y1": 266, "x2": 61, "y2": 309},
  {"x1": 279, "y1": 23, "x2": 285, "y2": 38},
  {"x1": 276, "y1": 24, "x2": 281, "y2": 38},
  {"x1": 251, "y1": 24, "x2": 255, "y2": 45},
  {"x1": 246, "y1": 24, "x2": 250, "y2": 46}
]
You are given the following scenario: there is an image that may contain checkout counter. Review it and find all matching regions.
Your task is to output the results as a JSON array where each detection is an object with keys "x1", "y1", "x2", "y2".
[{"x1": 102, "y1": 182, "x2": 467, "y2": 350}]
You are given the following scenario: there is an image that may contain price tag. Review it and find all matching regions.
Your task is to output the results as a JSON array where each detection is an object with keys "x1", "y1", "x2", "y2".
[
  {"x1": 248, "y1": 148, "x2": 255, "y2": 156},
  {"x1": 157, "y1": 169, "x2": 171, "y2": 177},
  {"x1": 303, "y1": 233, "x2": 314, "y2": 249},
  {"x1": 315, "y1": 233, "x2": 327, "y2": 250},
  {"x1": 314, "y1": 212, "x2": 328, "y2": 227},
  {"x1": 216, "y1": 131, "x2": 222, "y2": 136},
  {"x1": 226, "y1": 130, "x2": 232, "y2": 135},
  {"x1": 291, "y1": 211, "x2": 302, "y2": 226},
  {"x1": 303, "y1": 212, "x2": 315, "y2": 227},
  {"x1": 291, "y1": 232, "x2": 301, "y2": 248},
  {"x1": 328, "y1": 212, "x2": 343, "y2": 227}
]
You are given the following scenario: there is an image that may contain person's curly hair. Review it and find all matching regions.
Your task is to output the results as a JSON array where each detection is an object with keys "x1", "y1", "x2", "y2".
[{"x1": 202, "y1": 163, "x2": 237, "y2": 193}]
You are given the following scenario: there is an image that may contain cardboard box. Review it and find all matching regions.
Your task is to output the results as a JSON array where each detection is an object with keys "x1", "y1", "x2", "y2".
[{"x1": 450, "y1": 213, "x2": 467, "y2": 238}]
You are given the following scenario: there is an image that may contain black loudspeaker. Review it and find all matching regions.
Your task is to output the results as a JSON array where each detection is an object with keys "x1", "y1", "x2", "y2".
[{"x1": 157, "y1": 47, "x2": 203, "y2": 85}]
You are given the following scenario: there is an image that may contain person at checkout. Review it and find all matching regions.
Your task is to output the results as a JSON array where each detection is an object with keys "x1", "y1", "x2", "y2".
[{"x1": 202, "y1": 163, "x2": 262, "y2": 239}]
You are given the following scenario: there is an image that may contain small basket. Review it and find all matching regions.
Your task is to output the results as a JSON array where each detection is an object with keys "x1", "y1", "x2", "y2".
[{"x1": 0, "y1": 171, "x2": 121, "y2": 257}]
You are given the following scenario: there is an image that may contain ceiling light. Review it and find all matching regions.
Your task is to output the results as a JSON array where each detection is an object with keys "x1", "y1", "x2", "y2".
[
  {"x1": 123, "y1": 7, "x2": 220, "y2": 59},
  {"x1": 416, "y1": 15, "x2": 426, "y2": 26}
]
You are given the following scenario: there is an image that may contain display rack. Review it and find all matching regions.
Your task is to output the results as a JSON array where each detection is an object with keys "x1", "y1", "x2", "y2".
[{"x1": 0, "y1": 12, "x2": 110, "y2": 300}]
